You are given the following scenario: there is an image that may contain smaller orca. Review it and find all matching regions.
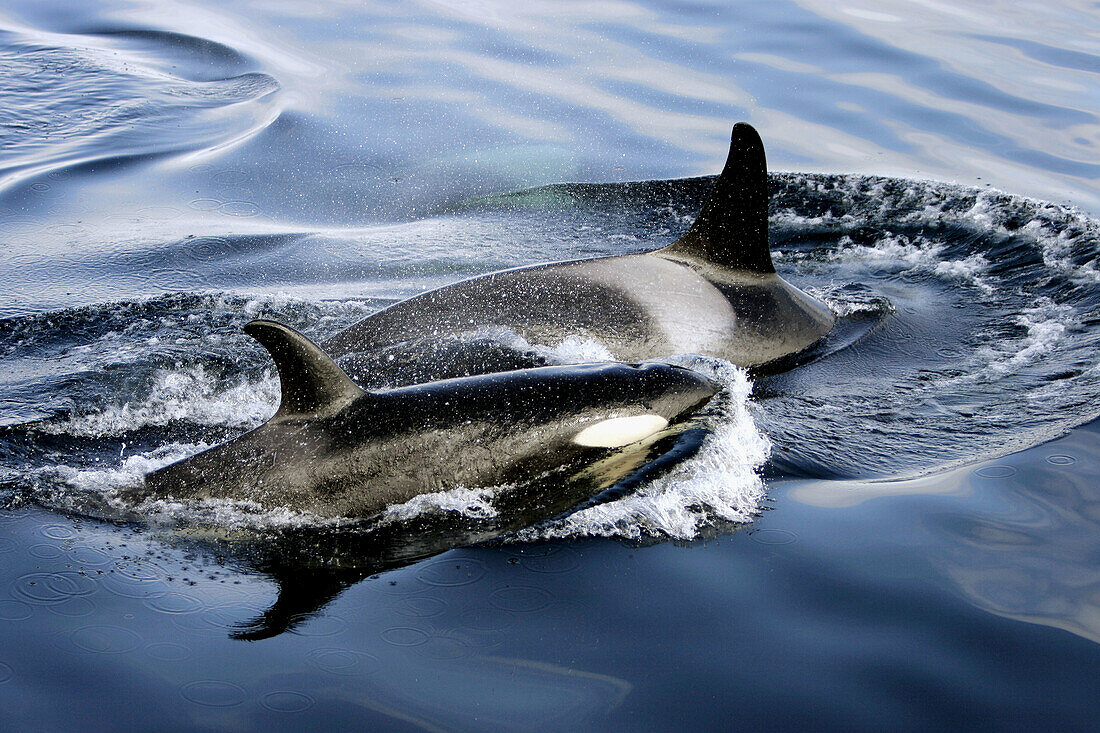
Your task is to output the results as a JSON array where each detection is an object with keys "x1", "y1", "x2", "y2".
[{"x1": 137, "y1": 320, "x2": 717, "y2": 519}]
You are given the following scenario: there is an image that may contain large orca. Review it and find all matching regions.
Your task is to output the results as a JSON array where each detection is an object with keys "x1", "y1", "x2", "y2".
[
  {"x1": 138, "y1": 320, "x2": 717, "y2": 519},
  {"x1": 324, "y1": 122, "x2": 835, "y2": 386}
]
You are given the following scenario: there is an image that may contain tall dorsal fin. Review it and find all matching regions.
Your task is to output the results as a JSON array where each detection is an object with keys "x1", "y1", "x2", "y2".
[
  {"x1": 663, "y1": 122, "x2": 775, "y2": 274},
  {"x1": 244, "y1": 320, "x2": 363, "y2": 420}
]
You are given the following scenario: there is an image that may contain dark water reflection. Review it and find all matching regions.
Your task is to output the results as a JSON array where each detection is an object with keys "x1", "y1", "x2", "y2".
[
  {"x1": 2, "y1": 421, "x2": 1099, "y2": 729},
  {"x1": 789, "y1": 420, "x2": 1100, "y2": 651}
]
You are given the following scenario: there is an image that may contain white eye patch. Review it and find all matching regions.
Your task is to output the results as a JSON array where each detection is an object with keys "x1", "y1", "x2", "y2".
[{"x1": 572, "y1": 414, "x2": 668, "y2": 448}]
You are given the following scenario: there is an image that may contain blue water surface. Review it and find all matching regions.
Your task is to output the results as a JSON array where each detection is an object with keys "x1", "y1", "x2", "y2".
[{"x1": 1, "y1": 0, "x2": 1098, "y2": 730}]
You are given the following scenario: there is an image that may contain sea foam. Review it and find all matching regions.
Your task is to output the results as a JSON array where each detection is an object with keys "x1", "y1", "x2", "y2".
[
  {"x1": 516, "y1": 358, "x2": 769, "y2": 541},
  {"x1": 42, "y1": 365, "x2": 277, "y2": 438}
]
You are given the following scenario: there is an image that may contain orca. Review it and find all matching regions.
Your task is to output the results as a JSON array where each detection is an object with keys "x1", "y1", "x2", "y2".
[
  {"x1": 137, "y1": 320, "x2": 717, "y2": 520},
  {"x1": 324, "y1": 122, "x2": 835, "y2": 387},
  {"x1": 131, "y1": 125, "x2": 830, "y2": 636}
]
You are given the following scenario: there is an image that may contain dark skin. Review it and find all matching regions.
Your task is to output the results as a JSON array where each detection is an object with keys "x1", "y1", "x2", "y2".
[{"x1": 139, "y1": 321, "x2": 716, "y2": 519}]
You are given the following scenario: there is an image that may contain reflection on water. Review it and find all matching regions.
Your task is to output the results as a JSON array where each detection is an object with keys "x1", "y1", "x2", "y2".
[
  {"x1": 0, "y1": 23, "x2": 280, "y2": 191},
  {"x1": 4, "y1": 424, "x2": 1100, "y2": 728},
  {"x1": 0, "y1": 506, "x2": 640, "y2": 728},
  {"x1": 788, "y1": 419, "x2": 1100, "y2": 648},
  {"x1": 1, "y1": 0, "x2": 1096, "y2": 226},
  {"x1": 935, "y1": 427, "x2": 1100, "y2": 646}
]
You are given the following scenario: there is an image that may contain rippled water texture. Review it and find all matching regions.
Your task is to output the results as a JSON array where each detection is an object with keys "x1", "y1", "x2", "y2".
[{"x1": 1, "y1": 0, "x2": 1098, "y2": 730}]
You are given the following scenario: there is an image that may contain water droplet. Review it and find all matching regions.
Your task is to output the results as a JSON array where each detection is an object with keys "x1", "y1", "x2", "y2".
[
  {"x1": 69, "y1": 547, "x2": 111, "y2": 566},
  {"x1": 100, "y1": 573, "x2": 168, "y2": 601},
  {"x1": 520, "y1": 547, "x2": 580, "y2": 573},
  {"x1": 113, "y1": 557, "x2": 167, "y2": 583},
  {"x1": 488, "y1": 586, "x2": 553, "y2": 613},
  {"x1": 0, "y1": 600, "x2": 34, "y2": 621},
  {"x1": 29, "y1": 544, "x2": 63, "y2": 559},
  {"x1": 292, "y1": 614, "x2": 347, "y2": 637},
  {"x1": 40, "y1": 524, "x2": 76, "y2": 541},
  {"x1": 975, "y1": 465, "x2": 1017, "y2": 478},
  {"x1": 146, "y1": 592, "x2": 204, "y2": 615},
  {"x1": 306, "y1": 648, "x2": 380, "y2": 676},
  {"x1": 14, "y1": 572, "x2": 96, "y2": 604},
  {"x1": 137, "y1": 206, "x2": 182, "y2": 220},
  {"x1": 144, "y1": 642, "x2": 192, "y2": 662},
  {"x1": 185, "y1": 236, "x2": 233, "y2": 262},
  {"x1": 219, "y1": 200, "x2": 260, "y2": 217},
  {"x1": 260, "y1": 691, "x2": 315, "y2": 713},
  {"x1": 213, "y1": 169, "x2": 249, "y2": 186},
  {"x1": 180, "y1": 680, "x2": 247, "y2": 707},
  {"x1": 188, "y1": 197, "x2": 223, "y2": 210},
  {"x1": 380, "y1": 626, "x2": 430, "y2": 647},
  {"x1": 416, "y1": 635, "x2": 472, "y2": 660},
  {"x1": 395, "y1": 596, "x2": 448, "y2": 618},
  {"x1": 47, "y1": 596, "x2": 96, "y2": 618},
  {"x1": 459, "y1": 606, "x2": 515, "y2": 632},
  {"x1": 171, "y1": 607, "x2": 243, "y2": 633},
  {"x1": 70, "y1": 625, "x2": 141, "y2": 654},
  {"x1": 750, "y1": 529, "x2": 798, "y2": 545},
  {"x1": 416, "y1": 558, "x2": 487, "y2": 587}
]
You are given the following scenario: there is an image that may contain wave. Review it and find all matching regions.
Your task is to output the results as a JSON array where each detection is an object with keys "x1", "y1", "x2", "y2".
[{"x1": 0, "y1": 24, "x2": 281, "y2": 192}]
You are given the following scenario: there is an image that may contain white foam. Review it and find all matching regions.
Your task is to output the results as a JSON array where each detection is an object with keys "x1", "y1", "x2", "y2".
[
  {"x1": 356, "y1": 354, "x2": 769, "y2": 541},
  {"x1": 808, "y1": 286, "x2": 893, "y2": 319},
  {"x1": 658, "y1": 204, "x2": 695, "y2": 227},
  {"x1": 466, "y1": 325, "x2": 618, "y2": 363},
  {"x1": 824, "y1": 299, "x2": 888, "y2": 318},
  {"x1": 539, "y1": 334, "x2": 617, "y2": 363},
  {"x1": 126, "y1": 496, "x2": 342, "y2": 530},
  {"x1": 43, "y1": 365, "x2": 277, "y2": 437},
  {"x1": 38, "y1": 442, "x2": 210, "y2": 494},
  {"x1": 362, "y1": 343, "x2": 769, "y2": 541},
  {"x1": 977, "y1": 298, "x2": 1081, "y2": 378},
  {"x1": 517, "y1": 359, "x2": 770, "y2": 541},
  {"x1": 36, "y1": 440, "x2": 344, "y2": 529},
  {"x1": 829, "y1": 233, "x2": 994, "y2": 294},
  {"x1": 380, "y1": 486, "x2": 501, "y2": 523},
  {"x1": 36, "y1": 443, "x2": 349, "y2": 530},
  {"x1": 1034, "y1": 222, "x2": 1100, "y2": 284},
  {"x1": 777, "y1": 177, "x2": 1100, "y2": 293}
]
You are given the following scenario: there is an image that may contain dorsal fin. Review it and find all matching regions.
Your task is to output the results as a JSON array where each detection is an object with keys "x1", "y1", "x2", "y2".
[
  {"x1": 663, "y1": 122, "x2": 774, "y2": 274},
  {"x1": 244, "y1": 320, "x2": 362, "y2": 420}
]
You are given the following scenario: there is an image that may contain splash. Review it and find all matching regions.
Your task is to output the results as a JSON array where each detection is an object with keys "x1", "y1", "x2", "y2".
[
  {"x1": 975, "y1": 299, "x2": 1081, "y2": 380},
  {"x1": 830, "y1": 232, "x2": 994, "y2": 295},
  {"x1": 380, "y1": 486, "x2": 502, "y2": 523},
  {"x1": 469, "y1": 325, "x2": 618, "y2": 364},
  {"x1": 518, "y1": 359, "x2": 769, "y2": 540},
  {"x1": 41, "y1": 365, "x2": 277, "y2": 438}
]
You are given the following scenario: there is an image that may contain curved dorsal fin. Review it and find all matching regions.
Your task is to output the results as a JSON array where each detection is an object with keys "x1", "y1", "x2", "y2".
[
  {"x1": 663, "y1": 122, "x2": 774, "y2": 274},
  {"x1": 244, "y1": 320, "x2": 362, "y2": 420}
]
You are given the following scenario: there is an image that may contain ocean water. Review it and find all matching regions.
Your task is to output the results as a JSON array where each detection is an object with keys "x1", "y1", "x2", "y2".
[{"x1": 1, "y1": 0, "x2": 1099, "y2": 730}]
